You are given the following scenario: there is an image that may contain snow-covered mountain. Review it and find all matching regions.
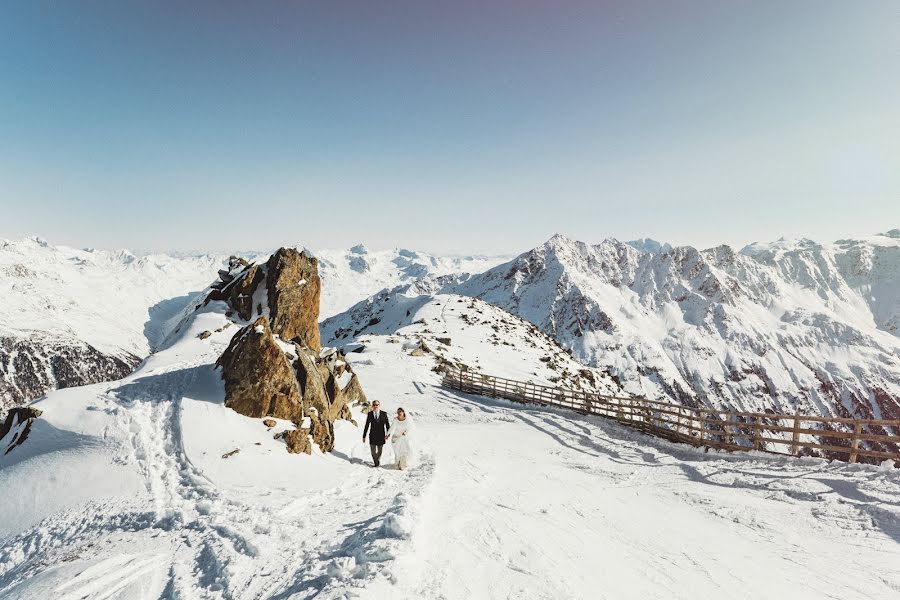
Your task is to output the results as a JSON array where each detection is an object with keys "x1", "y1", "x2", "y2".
[
  {"x1": 0, "y1": 238, "x2": 507, "y2": 414},
  {"x1": 331, "y1": 231, "x2": 900, "y2": 423},
  {"x1": 0, "y1": 237, "x2": 233, "y2": 413}
]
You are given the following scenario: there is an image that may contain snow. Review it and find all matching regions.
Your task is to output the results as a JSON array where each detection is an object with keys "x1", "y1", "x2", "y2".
[
  {"x1": 2, "y1": 293, "x2": 899, "y2": 599},
  {"x1": 336, "y1": 370, "x2": 354, "y2": 390}
]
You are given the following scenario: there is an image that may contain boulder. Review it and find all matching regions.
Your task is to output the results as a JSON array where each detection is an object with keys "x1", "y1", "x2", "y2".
[
  {"x1": 266, "y1": 248, "x2": 321, "y2": 350},
  {"x1": 263, "y1": 418, "x2": 277, "y2": 428},
  {"x1": 216, "y1": 317, "x2": 303, "y2": 422},
  {"x1": 283, "y1": 428, "x2": 312, "y2": 454}
]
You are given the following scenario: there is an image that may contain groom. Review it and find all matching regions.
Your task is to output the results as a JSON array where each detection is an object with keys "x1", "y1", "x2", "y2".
[{"x1": 363, "y1": 400, "x2": 390, "y2": 467}]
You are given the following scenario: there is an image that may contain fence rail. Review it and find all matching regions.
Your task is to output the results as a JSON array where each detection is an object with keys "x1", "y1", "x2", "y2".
[{"x1": 440, "y1": 367, "x2": 900, "y2": 465}]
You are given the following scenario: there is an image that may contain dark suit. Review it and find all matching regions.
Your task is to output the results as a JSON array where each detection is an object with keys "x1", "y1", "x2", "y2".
[{"x1": 363, "y1": 410, "x2": 390, "y2": 466}]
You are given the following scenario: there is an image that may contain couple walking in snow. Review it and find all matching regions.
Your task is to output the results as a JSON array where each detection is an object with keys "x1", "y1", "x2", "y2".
[{"x1": 362, "y1": 400, "x2": 413, "y2": 469}]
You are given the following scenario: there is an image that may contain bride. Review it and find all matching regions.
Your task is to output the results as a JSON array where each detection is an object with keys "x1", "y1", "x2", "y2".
[{"x1": 391, "y1": 407, "x2": 413, "y2": 470}]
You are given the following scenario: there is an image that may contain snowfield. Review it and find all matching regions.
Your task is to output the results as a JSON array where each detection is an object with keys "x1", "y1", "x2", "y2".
[{"x1": 2, "y1": 298, "x2": 899, "y2": 599}]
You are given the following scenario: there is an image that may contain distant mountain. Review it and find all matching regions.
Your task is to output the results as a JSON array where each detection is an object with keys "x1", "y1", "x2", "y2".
[
  {"x1": 0, "y1": 237, "x2": 231, "y2": 413},
  {"x1": 0, "y1": 238, "x2": 509, "y2": 414},
  {"x1": 313, "y1": 244, "x2": 510, "y2": 319},
  {"x1": 328, "y1": 231, "x2": 900, "y2": 422}
]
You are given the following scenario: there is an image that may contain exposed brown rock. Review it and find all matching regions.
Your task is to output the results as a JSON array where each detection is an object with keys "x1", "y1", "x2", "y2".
[
  {"x1": 222, "y1": 448, "x2": 240, "y2": 459},
  {"x1": 266, "y1": 248, "x2": 321, "y2": 350},
  {"x1": 263, "y1": 418, "x2": 277, "y2": 428},
  {"x1": 198, "y1": 331, "x2": 212, "y2": 340},
  {"x1": 284, "y1": 428, "x2": 312, "y2": 454},
  {"x1": 216, "y1": 317, "x2": 303, "y2": 422}
]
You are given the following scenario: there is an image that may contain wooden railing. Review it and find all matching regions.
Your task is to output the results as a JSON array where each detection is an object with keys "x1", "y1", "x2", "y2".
[{"x1": 441, "y1": 367, "x2": 900, "y2": 465}]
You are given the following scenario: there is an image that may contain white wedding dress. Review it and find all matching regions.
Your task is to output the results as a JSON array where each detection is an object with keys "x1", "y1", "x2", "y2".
[{"x1": 391, "y1": 417, "x2": 413, "y2": 470}]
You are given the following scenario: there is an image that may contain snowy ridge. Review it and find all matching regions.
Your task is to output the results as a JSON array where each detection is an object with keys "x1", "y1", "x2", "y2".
[{"x1": 323, "y1": 293, "x2": 621, "y2": 394}]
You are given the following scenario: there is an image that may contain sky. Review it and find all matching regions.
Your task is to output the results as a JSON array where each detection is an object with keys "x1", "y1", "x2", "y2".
[{"x1": 1, "y1": 1, "x2": 898, "y2": 255}]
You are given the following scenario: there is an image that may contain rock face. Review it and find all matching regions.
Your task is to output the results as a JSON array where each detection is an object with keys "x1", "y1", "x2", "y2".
[
  {"x1": 214, "y1": 247, "x2": 364, "y2": 454},
  {"x1": 1, "y1": 406, "x2": 42, "y2": 454},
  {"x1": 1, "y1": 335, "x2": 140, "y2": 418},
  {"x1": 216, "y1": 316, "x2": 303, "y2": 422},
  {"x1": 266, "y1": 248, "x2": 322, "y2": 350}
]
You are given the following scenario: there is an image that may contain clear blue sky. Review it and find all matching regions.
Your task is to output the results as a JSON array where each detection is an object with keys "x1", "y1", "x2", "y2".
[{"x1": 1, "y1": 1, "x2": 898, "y2": 254}]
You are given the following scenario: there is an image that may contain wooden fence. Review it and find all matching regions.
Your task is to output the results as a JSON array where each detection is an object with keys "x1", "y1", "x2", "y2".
[{"x1": 441, "y1": 367, "x2": 900, "y2": 465}]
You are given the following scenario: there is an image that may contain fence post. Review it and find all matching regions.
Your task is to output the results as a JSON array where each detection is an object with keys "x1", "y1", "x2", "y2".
[
  {"x1": 849, "y1": 422, "x2": 863, "y2": 464},
  {"x1": 791, "y1": 410, "x2": 801, "y2": 456},
  {"x1": 458, "y1": 368, "x2": 463, "y2": 391},
  {"x1": 752, "y1": 416, "x2": 762, "y2": 451},
  {"x1": 697, "y1": 410, "x2": 705, "y2": 445}
]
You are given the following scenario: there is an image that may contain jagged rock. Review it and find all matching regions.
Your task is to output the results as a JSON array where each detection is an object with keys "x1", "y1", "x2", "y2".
[
  {"x1": 216, "y1": 317, "x2": 303, "y2": 422},
  {"x1": 198, "y1": 331, "x2": 212, "y2": 340},
  {"x1": 227, "y1": 265, "x2": 265, "y2": 321},
  {"x1": 0, "y1": 406, "x2": 42, "y2": 454},
  {"x1": 263, "y1": 418, "x2": 277, "y2": 428},
  {"x1": 218, "y1": 256, "x2": 250, "y2": 282},
  {"x1": 283, "y1": 428, "x2": 312, "y2": 454},
  {"x1": 266, "y1": 248, "x2": 321, "y2": 350},
  {"x1": 206, "y1": 263, "x2": 264, "y2": 321}
]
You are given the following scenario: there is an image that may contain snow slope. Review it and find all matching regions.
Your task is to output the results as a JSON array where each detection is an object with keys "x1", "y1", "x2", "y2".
[
  {"x1": 2, "y1": 295, "x2": 899, "y2": 599},
  {"x1": 364, "y1": 232, "x2": 900, "y2": 422}
]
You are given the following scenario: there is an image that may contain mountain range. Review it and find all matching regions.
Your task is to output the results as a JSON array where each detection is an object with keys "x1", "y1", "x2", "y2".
[{"x1": 327, "y1": 230, "x2": 900, "y2": 423}]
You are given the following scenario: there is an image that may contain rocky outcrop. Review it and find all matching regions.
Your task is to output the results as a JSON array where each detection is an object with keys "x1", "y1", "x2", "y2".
[
  {"x1": 1, "y1": 406, "x2": 42, "y2": 454},
  {"x1": 214, "y1": 248, "x2": 365, "y2": 454},
  {"x1": 216, "y1": 317, "x2": 303, "y2": 422},
  {"x1": 266, "y1": 248, "x2": 321, "y2": 350}
]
